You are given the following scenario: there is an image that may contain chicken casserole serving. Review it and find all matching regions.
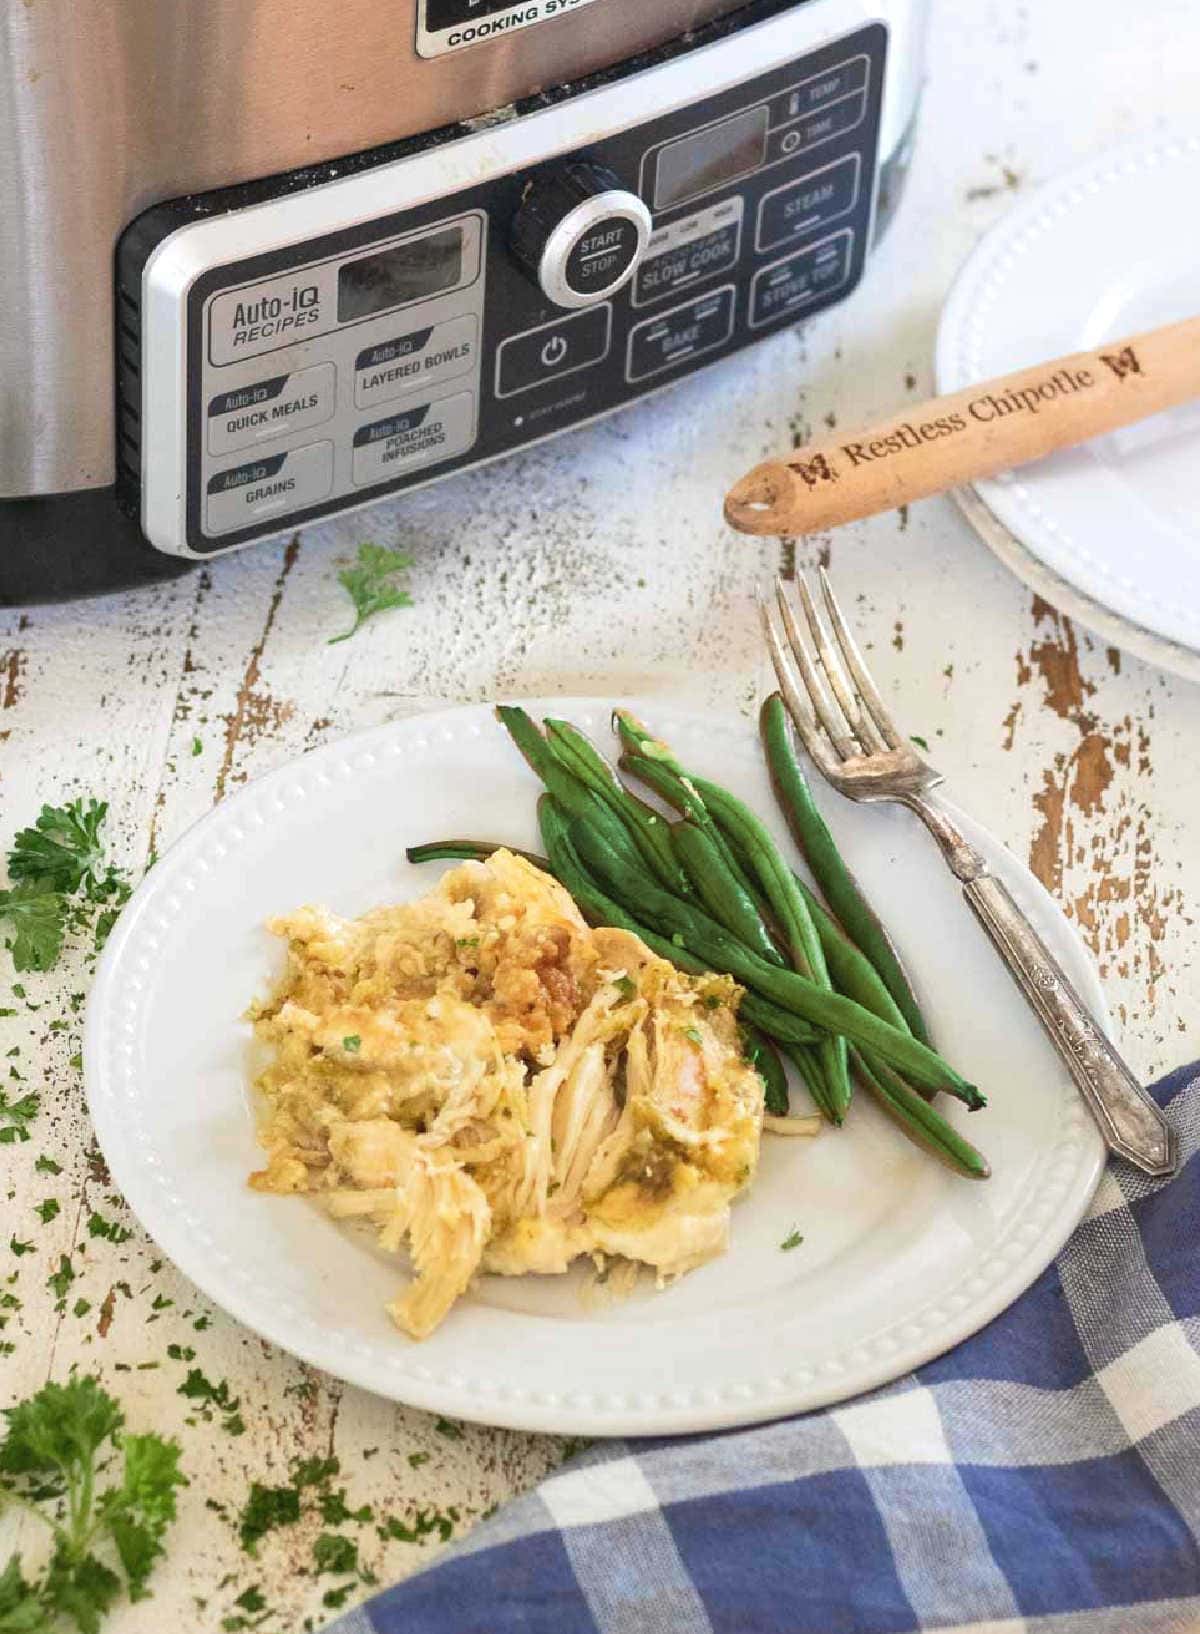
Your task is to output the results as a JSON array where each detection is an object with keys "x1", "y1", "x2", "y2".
[{"x1": 249, "y1": 850, "x2": 764, "y2": 1338}]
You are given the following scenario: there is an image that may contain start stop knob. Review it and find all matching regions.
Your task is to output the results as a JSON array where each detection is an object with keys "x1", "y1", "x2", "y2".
[{"x1": 509, "y1": 160, "x2": 652, "y2": 310}]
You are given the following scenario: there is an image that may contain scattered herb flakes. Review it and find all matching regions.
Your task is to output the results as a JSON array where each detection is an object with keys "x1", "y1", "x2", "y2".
[
  {"x1": 407, "y1": 1451, "x2": 430, "y2": 1470},
  {"x1": 329, "y1": 542, "x2": 414, "y2": 645},
  {"x1": 221, "y1": 1584, "x2": 272, "y2": 1631},
  {"x1": 34, "y1": 1155, "x2": 62, "y2": 1175},
  {"x1": 341, "y1": 1034, "x2": 362, "y2": 1054},
  {"x1": 0, "y1": 1090, "x2": 39, "y2": 1144},
  {"x1": 9, "y1": 1237, "x2": 33, "y2": 1257},
  {"x1": 177, "y1": 1367, "x2": 242, "y2": 1437},
  {"x1": 283, "y1": 1377, "x2": 317, "y2": 1403},
  {"x1": 379, "y1": 1508, "x2": 454, "y2": 1545},
  {"x1": 191, "y1": 737, "x2": 203, "y2": 757},
  {"x1": 193, "y1": 1313, "x2": 211, "y2": 1331},
  {"x1": 432, "y1": 1416, "x2": 463, "y2": 1441},
  {"x1": 0, "y1": 1374, "x2": 184, "y2": 1626},
  {"x1": 780, "y1": 1229, "x2": 804, "y2": 1252},
  {"x1": 323, "y1": 1582, "x2": 356, "y2": 1611},
  {"x1": 313, "y1": 1534, "x2": 358, "y2": 1577},
  {"x1": 34, "y1": 1198, "x2": 60, "y2": 1224},
  {"x1": 319, "y1": 1489, "x2": 372, "y2": 1526},
  {"x1": 88, "y1": 1211, "x2": 133, "y2": 1245},
  {"x1": 682, "y1": 1026, "x2": 703, "y2": 1046},
  {"x1": 73, "y1": 1297, "x2": 92, "y2": 1318},
  {"x1": 224, "y1": 1414, "x2": 247, "y2": 1438},
  {"x1": 613, "y1": 974, "x2": 636, "y2": 999},
  {"x1": 69, "y1": 1052, "x2": 83, "y2": 1072},
  {"x1": 150, "y1": 1293, "x2": 173, "y2": 1311},
  {"x1": 238, "y1": 1484, "x2": 302, "y2": 1555},
  {"x1": 910, "y1": 734, "x2": 930, "y2": 751},
  {"x1": 46, "y1": 1255, "x2": 75, "y2": 1300},
  {"x1": 292, "y1": 1455, "x2": 339, "y2": 1489},
  {"x1": 166, "y1": 1343, "x2": 196, "y2": 1363}
]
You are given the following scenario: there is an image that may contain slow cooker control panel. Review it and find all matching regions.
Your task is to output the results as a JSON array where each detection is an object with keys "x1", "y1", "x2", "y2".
[{"x1": 125, "y1": 14, "x2": 887, "y2": 557}]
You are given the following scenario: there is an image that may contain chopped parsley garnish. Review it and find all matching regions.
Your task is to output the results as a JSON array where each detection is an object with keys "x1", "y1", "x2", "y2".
[
  {"x1": 329, "y1": 543, "x2": 414, "y2": 645},
  {"x1": 378, "y1": 1509, "x2": 454, "y2": 1545},
  {"x1": 238, "y1": 1484, "x2": 301, "y2": 1555},
  {"x1": 407, "y1": 1451, "x2": 430, "y2": 1470},
  {"x1": 0, "y1": 799, "x2": 132, "y2": 971},
  {"x1": 341, "y1": 1035, "x2": 361, "y2": 1054},
  {"x1": 292, "y1": 1455, "x2": 339, "y2": 1489},
  {"x1": 671, "y1": 932, "x2": 686, "y2": 948},
  {"x1": 9, "y1": 1238, "x2": 33, "y2": 1257},
  {"x1": 613, "y1": 975, "x2": 636, "y2": 999},
  {"x1": 191, "y1": 737, "x2": 203, "y2": 757},
  {"x1": 0, "y1": 1374, "x2": 184, "y2": 1626},
  {"x1": 682, "y1": 1027, "x2": 703, "y2": 1046},
  {"x1": 34, "y1": 1155, "x2": 62, "y2": 1175},
  {"x1": 780, "y1": 1229, "x2": 804, "y2": 1252},
  {"x1": 313, "y1": 1534, "x2": 358, "y2": 1576},
  {"x1": 910, "y1": 734, "x2": 930, "y2": 751},
  {"x1": 88, "y1": 1211, "x2": 133, "y2": 1244},
  {"x1": 455, "y1": 936, "x2": 480, "y2": 949},
  {"x1": 433, "y1": 1416, "x2": 463, "y2": 1440},
  {"x1": 319, "y1": 1489, "x2": 372, "y2": 1526},
  {"x1": 0, "y1": 1091, "x2": 39, "y2": 1145},
  {"x1": 46, "y1": 1255, "x2": 75, "y2": 1300},
  {"x1": 34, "y1": 1198, "x2": 59, "y2": 1224}
]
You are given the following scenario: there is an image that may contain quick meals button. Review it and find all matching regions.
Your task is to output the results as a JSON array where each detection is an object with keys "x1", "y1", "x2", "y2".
[
  {"x1": 626, "y1": 286, "x2": 735, "y2": 382},
  {"x1": 351, "y1": 392, "x2": 475, "y2": 487},
  {"x1": 354, "y1": 314, "x2": 478, "y2": 409},
  {"x1": 207, "y1": 362, "x2": 335, "y2": 455},
  {"x1": 205, "y1": 441, "x2": 334, "y2": 536}
]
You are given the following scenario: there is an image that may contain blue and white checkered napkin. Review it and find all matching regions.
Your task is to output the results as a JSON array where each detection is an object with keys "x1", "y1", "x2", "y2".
[{"x1": 329, "y1": 1066, "x2": 1200, "y2": 1634}]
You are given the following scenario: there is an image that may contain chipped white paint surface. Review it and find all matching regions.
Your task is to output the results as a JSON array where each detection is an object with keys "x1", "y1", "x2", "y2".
[{"x1": 2, "y1": 2, "x2": 1198, "y2": 1628}]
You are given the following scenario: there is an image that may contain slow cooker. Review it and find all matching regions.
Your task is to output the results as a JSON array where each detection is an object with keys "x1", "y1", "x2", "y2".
[{"x1": 0, "y1": 0, "x2": 930, "y2": 605}]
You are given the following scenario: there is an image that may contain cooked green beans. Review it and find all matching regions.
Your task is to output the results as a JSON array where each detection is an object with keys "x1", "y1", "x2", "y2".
[
  {"x1": 762, "y1": 693, "x2": 930, "y2": 1043},
  {"x1": 405, "y1": 839, "x2": 550, "y2": 868},
  {"x1": 569, "y1": 819, "x2": 981, "y2": 1104},
  {"x1": 496, "y1": 706, "x2": 645, "y2": 871},
  {"x1": 671, "y1": 821, "x2": 784, "y2": 967},
  {"x1": 741, "y1": 1027, "x2": 790, "y2": 1116},
  {"x1": 853, "y1": 1049, "x2": 990, "y2": 1179},
  {"x1": 794, "y1": 875, "x2": 911, "y2": 1035}
]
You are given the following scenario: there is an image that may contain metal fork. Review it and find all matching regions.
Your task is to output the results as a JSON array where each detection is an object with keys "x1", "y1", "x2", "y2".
[{"x1": 763, "y1": 571, "x2": 1177, "y2": 1178}]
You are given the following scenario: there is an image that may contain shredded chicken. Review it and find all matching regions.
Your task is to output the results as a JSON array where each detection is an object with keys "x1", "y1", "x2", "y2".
[{"x1": 249, "y1": 851, "x2": 766, "y2": 1338}]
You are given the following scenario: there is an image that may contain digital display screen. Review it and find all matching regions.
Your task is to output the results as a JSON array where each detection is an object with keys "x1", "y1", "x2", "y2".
[
  {"x1": 338, "y1": 227, "x2": 463, "y2": 323},
  {"x1": 654, "y1": 107, "x2": 769, "y2": 213}
]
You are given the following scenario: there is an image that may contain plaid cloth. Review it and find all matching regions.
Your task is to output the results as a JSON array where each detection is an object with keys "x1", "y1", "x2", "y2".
[{"x1": 329, "y1": 1065, "x2": 1200, "y2": 1634}]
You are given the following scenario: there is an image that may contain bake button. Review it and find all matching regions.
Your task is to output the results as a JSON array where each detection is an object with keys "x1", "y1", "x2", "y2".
[
  {"x1": 750, "y1": 230, "x2": 853, "y2": 329},
  {"x1": 765, "y1": 89, "x2": 866, "y2": 165},
  {"x1": 768, "y1": 54, "x2": 868, "y2": 128},
  {"x1": 351, "y1": 391, "x2": 475, "y2": 487},
  {"x1": 626, "y1": 285, "x2": 735, "y2": 382},
  {"x1": 756, "y1": 154, "x2": 861, "y2": 253},
  {"x1": 205, "y1": 440, "x2": 334, "y2": 535},
  {"x1": 494, "y1": 305, "x2": 611, "y2": 399},
  {"x1": 206, "y1": 362, "x2": 335, "y2": 455},
  {"x1": 354, "y1": 314, "x2": 479, "y2": 408}
]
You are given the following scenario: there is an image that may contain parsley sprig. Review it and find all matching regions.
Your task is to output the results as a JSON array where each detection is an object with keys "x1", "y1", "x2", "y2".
[
  {"x1": 0, "y1": 801, "x2": 131, "y2": 972},
  {"x1": 0, "y1": 1375, "x2": 185, "y2": 1631},
  {"x1": 329, "y1": 543, "x2": 413, "y2": 645}
]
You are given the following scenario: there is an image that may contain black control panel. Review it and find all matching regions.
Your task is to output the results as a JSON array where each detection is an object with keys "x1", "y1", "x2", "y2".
[{"x1": 120, "y1": 18, "x2": 886, "y2": 556}]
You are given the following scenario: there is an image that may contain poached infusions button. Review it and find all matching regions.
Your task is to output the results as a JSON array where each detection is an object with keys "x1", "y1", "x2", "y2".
[
  {"x1": 354, "y1": 314, "x2": 478, "y2": 409},
  {"x1": 351, "y1": 391, "x2": 475, "y2": 487},
  {"x1": 206, "y1": 362, "x2": 335, "y2": 455},
  {"x1": 494, "y1": 305, "x2": 611, "y2": 398},
  {"x1": 626, "y1": 286, "x2": 735, "y2": 382},
  {"x1": 205, "y1": 441, "x2": 334, "y2": 535}
]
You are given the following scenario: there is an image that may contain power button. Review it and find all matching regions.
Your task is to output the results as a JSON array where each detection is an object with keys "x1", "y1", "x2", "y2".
[{"x1": 494, "y1": 305, "x2": 612, "y2": 399}]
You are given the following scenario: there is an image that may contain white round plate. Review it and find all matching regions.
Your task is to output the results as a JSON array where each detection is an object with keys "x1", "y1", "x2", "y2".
[
  {"x1": 936, "y1": 133, "x2": 1200, "y2": 674},
  {"x1": 85, "y1": 700, "x2": 1105, "y2": 1436}
]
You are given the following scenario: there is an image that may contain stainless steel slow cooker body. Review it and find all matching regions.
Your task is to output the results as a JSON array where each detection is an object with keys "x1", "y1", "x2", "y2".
[{"x1": 0, "y1": 0, "x2": 930, "y2": 601}]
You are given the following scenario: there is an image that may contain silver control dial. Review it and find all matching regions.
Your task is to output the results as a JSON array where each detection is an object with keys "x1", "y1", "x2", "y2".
[{"x1": 509, "y1": 160, "x2": 652, "y2": 310}]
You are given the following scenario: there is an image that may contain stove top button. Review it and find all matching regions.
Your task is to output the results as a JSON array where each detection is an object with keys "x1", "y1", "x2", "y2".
[{"x1": 509, "y1": 160, "x2": 651, "y2": 310}]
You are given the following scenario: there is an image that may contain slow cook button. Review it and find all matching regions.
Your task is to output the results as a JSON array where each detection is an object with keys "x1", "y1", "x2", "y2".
[
  {"x1": 634, "y1": 221, "x2": 740, "y2": 305},
  {"x1": 206, "y1": 362, "x2": 336, "y2": 455},
  {"x1": 750, "y1": 229, "x2": 853, "y2": 329},
  {"x1": 205, "y1": 441, "x2": 334, "y2": 535},
  {"x1": 756, "y1": 154, "x2": 861, "y2": 253},
  {"x1": 765, "y1": 90, "x2": 866, "y2": 164},
  {"x1": 351, "y1": 391, "x2": 475, "y2": 487},
  {"x1": 626, "y1": 285, "x2": 735, "y2": 383},
  {"x1": 494, "y1": 305, "x2": 611, "y2": 399},
  {"x1": 767, "y1": 54, "x2": 869, "y2": 128},
  {"x1": 354, "y1": 314, "x2": 479, "y2": 409}
]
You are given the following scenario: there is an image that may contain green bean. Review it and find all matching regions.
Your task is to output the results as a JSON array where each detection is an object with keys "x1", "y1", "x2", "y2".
[
  {"x1": 543, "y1": 718, "x2": 691, "y2": 895},
  {"x1": 569, "y1": 819, "x2": 982, "y2": 1104},
  {"x1": 537, "y1": 800, "x2": 817, "y2": 1045},
  {"x1": 405, "y1": 839, "x2": 550, "y2": 868},
  {"x1": 853, "y1": 1049, "x2": 990, "y2": 1179},
  {"x1": 685, "y1": 774, "x2": 852, "y2": 1120},
  {"x1": 671, "y1": 821, "x2": 784, "y2": 967},
  {"x1": 495, "y1": 706, "x2": 645, "y2": 871},
  {"x1": 778, "y1": 1041, "x2": 839, "y2": 1124},
  {"x1": 740, "y1": 1027, "x2": 789, "y2": 1116},
  {"x1": 761, "y1": 693, "x2": 930, "y2": 1043},
  {"x1": 794, "y1": 875, "x2": 911, "y2": 1035},
  {"x1": 612, "y1": 708, "x2": 681, "y2": 768}
]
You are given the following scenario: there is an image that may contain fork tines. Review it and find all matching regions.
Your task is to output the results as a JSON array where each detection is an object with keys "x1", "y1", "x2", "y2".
[{"x1": 762, "y1": 571, "x2": 918, "y2": 779}]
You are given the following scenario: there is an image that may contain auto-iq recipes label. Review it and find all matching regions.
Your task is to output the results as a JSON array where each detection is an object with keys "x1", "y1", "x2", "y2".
[{"x1": 416, "y1": 0, "x2": 603, "y2": 57}]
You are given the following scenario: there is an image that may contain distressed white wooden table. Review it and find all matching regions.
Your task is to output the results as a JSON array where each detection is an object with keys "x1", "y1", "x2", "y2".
[{"x1": 3, "y1": 3, "x2": 1198, "y2": 1628}]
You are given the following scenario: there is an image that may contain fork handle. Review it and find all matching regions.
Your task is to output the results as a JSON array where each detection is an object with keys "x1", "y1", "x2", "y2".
[{"x1": 960, "y1": 872, "x2": 1177, "y2": 1176}]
